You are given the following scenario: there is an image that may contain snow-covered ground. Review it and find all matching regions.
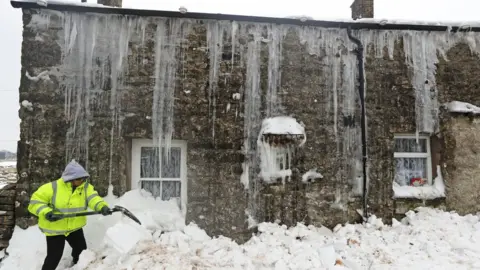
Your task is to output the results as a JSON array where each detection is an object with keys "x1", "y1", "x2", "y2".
[
  {"x1": 0, "y1": 161, "x2": 16, "y2": 168},
  {"x1": 0, "y1": 161, "x2": 16, "y2": 189},
  {"x1": 2, "y1": 186, "x2": 480, "y2": 270}
]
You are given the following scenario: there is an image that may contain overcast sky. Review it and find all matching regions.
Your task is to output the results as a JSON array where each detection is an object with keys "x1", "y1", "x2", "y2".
[{"x1": 0, "y1": 0, "x2": 479, "y2": 152}]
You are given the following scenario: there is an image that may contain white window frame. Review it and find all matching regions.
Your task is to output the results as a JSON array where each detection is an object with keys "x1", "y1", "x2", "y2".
[
  {"x1": 393, "y1": 134, "x2": 433, "y2": 185},
  {"x1": 131, "y1": 139, "x2": 187, "y2": 216}
]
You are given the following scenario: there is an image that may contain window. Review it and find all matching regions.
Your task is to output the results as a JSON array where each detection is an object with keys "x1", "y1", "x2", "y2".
[
  {"x1": 276, "y1": 151, "x2": 290, "y2": 171},
  {"x1": 131, "y1": 139, "x2": 187, "y2": 214},
  {"x1": 258, "y1": 146, "x2": 293, "y2": 183},
  {"x1": 393, "y1": 134, "x2": 432, "y2": 186}
]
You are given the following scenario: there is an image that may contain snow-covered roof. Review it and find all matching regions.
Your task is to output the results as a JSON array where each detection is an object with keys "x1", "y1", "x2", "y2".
[
  {"x1": 13, "y1": 0, "x2": 109, "y2": 8},
  {"x1": 10, "y1": 0, "x2": 480, "y2": 32}
]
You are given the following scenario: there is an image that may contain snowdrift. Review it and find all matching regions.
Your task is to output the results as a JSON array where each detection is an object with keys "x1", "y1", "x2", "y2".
[{"x1": 3, "y1": 188, "x2": 480, "y2": 269}]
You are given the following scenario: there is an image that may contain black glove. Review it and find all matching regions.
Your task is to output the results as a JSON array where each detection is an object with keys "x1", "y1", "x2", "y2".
[
  {"x1": 45, "y1": 211, "x2": 61, "y2": 222},
  {"x1": 100, "y1": 206, "x2": 112, "y2": 216}
]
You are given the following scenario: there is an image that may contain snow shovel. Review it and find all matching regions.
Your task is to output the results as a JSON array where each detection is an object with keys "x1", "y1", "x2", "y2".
[{"x1": 52, "y1": 205, "x2": 142, "y2": 225}]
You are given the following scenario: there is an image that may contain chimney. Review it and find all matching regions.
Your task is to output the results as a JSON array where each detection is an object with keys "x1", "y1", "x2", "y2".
[
  {"x1": 97, "y1": 0, "x2": 122, "y2": 7},
  {"x1": 350, "y1": 0, "x2": 374, "y2": 20}
]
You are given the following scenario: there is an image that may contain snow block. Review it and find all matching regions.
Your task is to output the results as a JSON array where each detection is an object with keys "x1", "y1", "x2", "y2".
[{"x1": 104, "y1": 222, "x2": 151, "y2": 254}]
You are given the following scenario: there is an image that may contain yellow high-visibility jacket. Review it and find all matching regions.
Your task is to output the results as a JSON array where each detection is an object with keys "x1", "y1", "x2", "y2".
[{"x1": 27, "y1": 161, "x2": 108, "y2": 236}]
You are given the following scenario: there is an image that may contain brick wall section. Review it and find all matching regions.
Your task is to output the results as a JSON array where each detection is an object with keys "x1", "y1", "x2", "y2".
[
  {"x1": 0, "y1": 183, "x2": 16, "y2": 250},
  {"x1": 351, "y1": 0, "x2": 374, "y2": 19}
]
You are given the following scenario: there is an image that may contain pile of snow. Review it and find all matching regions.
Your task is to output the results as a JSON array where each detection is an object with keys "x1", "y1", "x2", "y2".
[
  {"x1": 4, "y1": 186, "x2": 480, "y2": 269},
  {"x1": 393, "y1": 165, "x2": 446, "y2": 200},
  {"x1": 445, "y1": 101, "x2": 480, "y2": 115},
  {"x1": 0, "y1": 188, "x2": 184, "y2": 270}
]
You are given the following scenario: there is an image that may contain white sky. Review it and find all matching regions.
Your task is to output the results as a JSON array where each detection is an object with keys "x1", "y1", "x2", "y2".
[{"x1": 0, "y1": 0, "x2": 479, "y2": 152}]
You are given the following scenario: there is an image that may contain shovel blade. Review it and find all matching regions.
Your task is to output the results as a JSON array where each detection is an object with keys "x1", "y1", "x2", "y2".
[{"x1": 112, "y1": 205, "x2": 142, "y2": 225}]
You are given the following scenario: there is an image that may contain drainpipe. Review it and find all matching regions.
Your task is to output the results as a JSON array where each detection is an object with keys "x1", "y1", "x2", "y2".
[{"x1": 347, "y1": 27, "x2": 369, "y2": 221}]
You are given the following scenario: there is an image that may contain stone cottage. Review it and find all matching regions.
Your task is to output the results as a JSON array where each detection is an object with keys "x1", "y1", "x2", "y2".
[{"x1": 9, "y1": 0, "x2": 480, "y2": 243}]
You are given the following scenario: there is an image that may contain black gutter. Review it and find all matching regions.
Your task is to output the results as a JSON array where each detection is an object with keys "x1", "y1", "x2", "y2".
[
  {"x1": 347, "y1": 27, "x2": 369, "y2": 222},
  {"x1": 10, "y1": 1, "x2": 480, "y2": 32}
]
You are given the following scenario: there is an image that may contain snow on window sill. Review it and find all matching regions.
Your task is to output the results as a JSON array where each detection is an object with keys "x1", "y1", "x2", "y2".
[{"x1": 392, "y1": 165, "x2": 445, "y2": 200}]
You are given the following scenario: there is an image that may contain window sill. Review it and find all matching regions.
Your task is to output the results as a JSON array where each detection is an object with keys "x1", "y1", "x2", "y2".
[
  {"x1": 392, "y1": 165, "x2": 445, "y2": 200},
  {"x1": 393, "y1": 183, "x2": 445, "y2": 200}
]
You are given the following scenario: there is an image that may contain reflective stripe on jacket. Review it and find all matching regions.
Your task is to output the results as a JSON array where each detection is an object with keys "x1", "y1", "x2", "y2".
[{"x1": 28, "y1": 178, "x2": 108, "y2": 236}]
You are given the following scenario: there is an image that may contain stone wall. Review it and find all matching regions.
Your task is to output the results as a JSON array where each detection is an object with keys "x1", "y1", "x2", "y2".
[
  {"x1": 0, "y1": 185, "x2": 17, "y2": 250},
  {"x1": 14, "y1": 7, "x2": 480, "y2": 241},
  {"x1": 0, "y1": 165, "x2": 17, "y2": 249},
  {"x1": 441, "y1": 113, "x2": 480, "y2": 215}
]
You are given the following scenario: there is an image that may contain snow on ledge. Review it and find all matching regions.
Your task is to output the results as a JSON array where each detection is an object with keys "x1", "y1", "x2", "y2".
[
  {"x1": 302, "y1": 169, "x2": 324, "y2": 183},
  {"x1": 393, "y1": 165, "x2": 445, "y2": 200},
  {"x1": 25, "y1": 70, "x2": 50, "y2": 82},
  {"x1": 445, "y1": 101, "x2": 480, "y2": 115},
  {"x1": 259, "y1": 116, "x2": 306, "y2": 144}
]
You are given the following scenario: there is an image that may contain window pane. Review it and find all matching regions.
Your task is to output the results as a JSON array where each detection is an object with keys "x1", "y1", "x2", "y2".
[
  {"x1": 162, "y1": 181, "x2": 181, "y2": 200},
  {"x1": 394, "y1": 138, "x2": 427, "y2": 153},
  {"x1": 276, "y1": 154, "x2": 285, "y2": 170},
  {"x1": 141, "y1": 180, "x2": 161, "y2": 198},
  {"x1": 394, "y1": 157, "x2": 428, "y2": 186},
  {"x1": 141, "y1": 147, "x2": 159, "y2": 178},
  {"x1": 141, "y1": 146, "x2": 182, "y2": 178},
  {"x1": 161, "y1": 147, "x2": 181, "y2": 178}
]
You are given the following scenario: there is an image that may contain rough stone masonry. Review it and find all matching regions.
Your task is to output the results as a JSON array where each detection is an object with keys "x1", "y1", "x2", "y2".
[
  {"x1": 0, "y1": 165, "x2": 17, "y2": 250},
  {"x1": 13, "y1": 5, "x2": 480, "y2": 243}
]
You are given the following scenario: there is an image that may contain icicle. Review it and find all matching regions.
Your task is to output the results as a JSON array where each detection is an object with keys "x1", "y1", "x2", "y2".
[
  {"x1": 331, "y1": 53, "x2": 340, "y2": 154},
  {"x1": 297, "y1": 27, "x2": 348, "y2": 150},
  {"x1": 152, "y1": 19, "x2": 167, "y2": 159},
  {"x1": 140, "y1": 18, "x2": 148, "y2": 46},
  {"x1": 231, "y1": 21, "x2": 238, "y2": 72},
  {"x1": 107, "y1": 16, "x2": 135, "y2": 186},
  {"x1": 266, "y1": 24, "x2": 286, "y2": 117},
  {"x1": 257, "y1": 138, "x2": 292, "y2": 186},
  {"x1": 59, "y1": 11, "x2": 140, "y2": 185},
  {"x1": 358, "y1": 29, "x2": 480, "y2": 135},
  {"x1": 242, "y1": 23, "x2": 262, "y2": 222},
  {"x1": 151, "y1": 18, "x2": 188, "y2": 166},
  {"x1": 206, "y1": 21, "x2": 226, "y2": 144},
  {"x1": 401, "y1": 31, "x2": 436, "y2": 134}
]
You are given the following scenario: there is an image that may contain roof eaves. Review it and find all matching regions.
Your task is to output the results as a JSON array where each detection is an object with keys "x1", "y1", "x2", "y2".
[{"x1": 10, "y1": 0, "x2": 480, "y2": 32}]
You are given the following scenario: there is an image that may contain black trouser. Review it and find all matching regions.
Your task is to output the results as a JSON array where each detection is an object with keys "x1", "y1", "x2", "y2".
[{"x1": 41, "y1": 228, "x2": 87, "y2": 270}]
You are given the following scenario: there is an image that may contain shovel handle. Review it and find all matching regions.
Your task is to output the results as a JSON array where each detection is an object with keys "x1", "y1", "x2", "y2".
[
  {"x1": 53, "y1": 209, "x2": 119, "y2": 219},
  {"x1": 51, "y1": 205, "x2": 141, "y2": 225}
]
